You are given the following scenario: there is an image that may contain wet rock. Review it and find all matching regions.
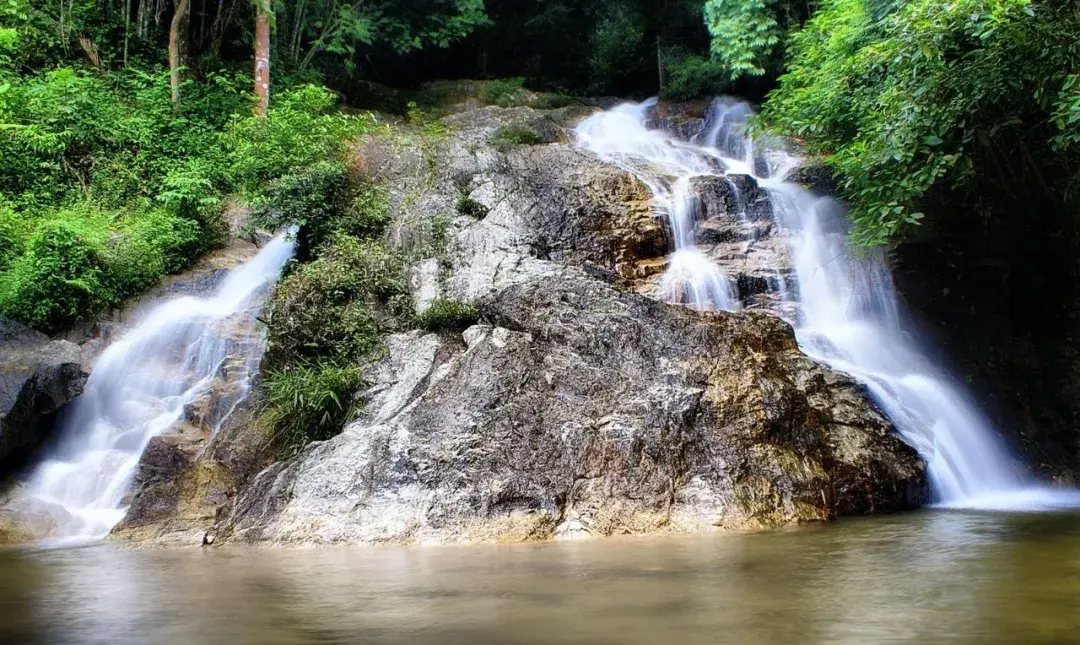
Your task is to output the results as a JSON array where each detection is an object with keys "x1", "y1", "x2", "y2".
[
  {"x1": 689, "y1": 175, "x2": 739, "y2": 222},
  {"x1": 651, "y1": 99, "x2": 712, "y2": 141},
  {"x1": 788, "y1": 164, "x2": 836, "y2": 194},
  {"x1": 727, "y1": 174, "x2": 773, "y2": 221},
  {"x1": 0, "y1": 318, "x2": 88, "y2": 474},
  {"x1": 216, "y1": 274, "x2": 926, "y2": 546},
  {"x1": 0, "y1": 485, "x2": 68, "y2": 544}
]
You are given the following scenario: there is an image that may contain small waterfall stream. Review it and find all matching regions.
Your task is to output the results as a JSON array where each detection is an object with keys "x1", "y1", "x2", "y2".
[
  {"x1": 24, "y1": 233, "x2": 295, "y2": 541},
  {"x1": 577, "y1": 98, "x2": 1080, "y2": 510}
]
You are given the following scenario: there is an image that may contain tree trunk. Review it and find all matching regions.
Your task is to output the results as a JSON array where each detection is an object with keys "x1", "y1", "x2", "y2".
[
  {"x1": 77, "y1": 36, "x2": 103, "y2": 70},
  {"x1": 169, "y1": 0, "x2": 190, "y2": 107},
  {"x1": 253, "y1": 0, "x2": 271, "y2": 116}
]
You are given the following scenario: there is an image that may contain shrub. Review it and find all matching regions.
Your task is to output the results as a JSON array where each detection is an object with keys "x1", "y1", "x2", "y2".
[
  {"x1": 108, "y1": 208, "x2": 206, "y2": 295},
  {"x1": 527, "y1": 93, "x2": 577, "y2": 110},
  {"x1": 479, "y1": 78, "x2": 528, "y2": 108},
  {"x1": 763, "y1": 0, "x2": 1080, "y2": 246},
  {"x1": 416, "y1": 298, "x2": 479, "y2": 332},
  {"x1": 265, "y1": 235, "x2": 411, "y2": 366},
  {"x1": 0, "y1": 204, "x2": 214, "y2": 331},
  {"x1": 226, "y1": 85, "x2": 372, "y2": 194},
  {"x1": 261, "y1": 362, "x2": 364, "y2": 458},
  {"x1": 337, "y1": 184, "x2": 391, "y2": 241},
  {"x1": 0, "y1": 202, "x2": 30, "y2": 270},
  {"x1": 455, "y1": 195, "x2": 489, "y2": 219},
  {"x1": 660, "y1": 49, "x2": 731, "y2": 101},
  {"x1": 251, "y1": 161, "x2": 351, "y2": 255},
  {"x1": 0, "y1": 218, "x2": 112, "y2": 332},
  {"x1": 492, "y1": 123, "x2": 543, "y2": 147}
]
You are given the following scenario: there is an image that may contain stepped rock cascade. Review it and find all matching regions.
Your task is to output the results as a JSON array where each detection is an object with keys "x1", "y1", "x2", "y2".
[
  {"x1": 576, "y1": 101, "x2": 738, "y2": 311},
  {"x1": 22, "y1": 233, "x2": 295, "y2": 541},
  {"x1": 577, "y1": 98, "x2": 1080, "y2": 510}
]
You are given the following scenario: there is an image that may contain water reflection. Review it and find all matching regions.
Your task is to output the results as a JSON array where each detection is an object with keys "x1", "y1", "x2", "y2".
[{"x1": 2, "y1": 511, "x2": 1079, "y2": 644}]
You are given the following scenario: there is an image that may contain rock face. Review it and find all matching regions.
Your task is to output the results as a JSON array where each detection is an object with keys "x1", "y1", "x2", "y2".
[
  {"x1": 218, "y1": 274, "x2": 924, "y2": 545},
  {"x1": 109, "y1": 89, "x2": 928, "y2": 547},
  {"x1": 0, "y1": 318, "x2": 88, "y2": 474}
]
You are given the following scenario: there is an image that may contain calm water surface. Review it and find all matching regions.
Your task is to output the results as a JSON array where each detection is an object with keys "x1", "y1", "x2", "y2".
[{"x1": 2, "y1": 510, "x2": 1080, "y2": 645}]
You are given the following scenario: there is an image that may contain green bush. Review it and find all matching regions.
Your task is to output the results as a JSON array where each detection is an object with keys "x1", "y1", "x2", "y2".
[
  {"x1": 479, "y1": 78, "x2": 529, "y2": 108},
  {"x1": 226, "y1": 85, "x2": 372, "y2": 194},
  {"x1": 492, "y1": 123, "x2": 543, "y2": 147},
  {"x1": 0, "y1": 70, "x2": 369, "y2": 332},
  {"x1": 416, "y1": 298, "x2": 479, "y2": 332},
  {"x1": 0, "y1": 203, "x2": 30, "y2": 270},
  {"x1": 456, "y1": 195, "x2": 489, "y2": 219},
  {"x1": 340, "y1": 184, "x2": 392, "y2": 240},
  {"x1": 527, "y1": 93, "x2": 577, "y2": 110},
  {"x1": 265, "y1": 235, "x2": 411, "y2": 366},
  {"x1": 252, "y1": 161, "x2": 351, "y2": 254},
  {"x1": 0, "y1": 206, "x2": 214, "y2": 332},
  {"x1": 261, "y1": 362, "x2": 364, "y2": 458},
  {"x1": 763, "y1": 0, "x2": 1080, "y2": 246},
  {"x1": 661, "y1": 49, "x2": 731, "y2": 100},
  {"x1": 108, "y1": 208, "x2": 207, "y2": 295},
  {"x1": 0, "y1": 218, "x2": 112, "y2": 332}
]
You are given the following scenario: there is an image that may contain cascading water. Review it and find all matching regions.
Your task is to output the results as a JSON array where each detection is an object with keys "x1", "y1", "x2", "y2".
[
  {"x1": 576, "y1": 101, "x2": 738, "y2": 311},
  {"x1": 577, "y1": 98, "x2": 1080, "y2": 510},
  {"x1": 23, "y1": 233, "x2": 295, "y2": 541}
]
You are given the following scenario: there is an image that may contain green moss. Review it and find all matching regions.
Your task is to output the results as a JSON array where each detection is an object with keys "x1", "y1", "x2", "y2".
[{"x1": 416, "y1": 298, "x2": 479, "y2": 332}]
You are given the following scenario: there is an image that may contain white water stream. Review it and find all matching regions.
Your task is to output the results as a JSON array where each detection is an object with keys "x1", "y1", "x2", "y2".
[
  {"x1": 577, "y1": 98, "x2": 1080, "y2": 510},
  {"x1": 24, "y1": 234, "x2": 295, "y2": 541}
]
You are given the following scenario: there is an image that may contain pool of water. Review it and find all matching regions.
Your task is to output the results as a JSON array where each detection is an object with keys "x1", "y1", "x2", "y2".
[{"x1": 2, "y1": 510, "x2": 1080, "y2": 644}]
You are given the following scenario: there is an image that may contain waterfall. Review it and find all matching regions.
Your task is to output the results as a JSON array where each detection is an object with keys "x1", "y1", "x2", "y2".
[
  {"x1": 577, "y1": 99, "x2": 1080, "y2": 510},
  {"x1": 576, "y1": 101, "x2": 738, "y2": 311},
  {"x1": 24, "y1": 233, "x2": 295, "y2": 541}
]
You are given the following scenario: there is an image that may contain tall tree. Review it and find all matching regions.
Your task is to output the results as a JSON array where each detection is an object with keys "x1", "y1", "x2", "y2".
[
  {"x1": 254, "y1": 0, "x2": 270, "y2": 115},
  {"x1": 169, "y1": 0, "x2": 191, "y2": 106}
]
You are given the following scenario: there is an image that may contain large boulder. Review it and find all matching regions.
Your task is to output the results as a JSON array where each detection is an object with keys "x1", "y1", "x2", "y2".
[
  {"x1": 0, "y1": 318, "x2": 88, "y2": 475},
  {"x1": 106, "y1": 97, "x2": 927, "y2": 548},
  {"x1": 215, "y1": 273, "x2": 926, "y2": 546}
]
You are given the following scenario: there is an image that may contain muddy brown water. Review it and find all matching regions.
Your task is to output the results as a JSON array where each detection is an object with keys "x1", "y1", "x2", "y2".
[{"x1": 2, "y1": 510, "x2": 1080, "y2": 644}]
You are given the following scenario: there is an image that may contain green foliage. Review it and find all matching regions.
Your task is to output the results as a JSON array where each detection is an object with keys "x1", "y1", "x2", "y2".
[
  {"x1": 479, "y1": 78, "x2": 529, "y2": 107},
  {"x1": 763, "y1": 0, "x2": 1080, "y2": 246},
  {"x1": 340, "y1": 184, "x2": 392, "y2": 240},
  {"x1": 416, "y1": 298, "x2": 479, "y2": 332},
  {"x1": 406, "y1": 100, "x2": 452, "y2": 137},
  {"x1": 280, "y1": 0, "x2": 489, "y2": 72},
  {"x1": 704, "y1": 0, "x2": 782, "y2": 79},
  {"x1": 660, "y1": 48, "x2": 730, "y2": 100},
  {"x1": 252, "y1": 161, "x2": 351, "y2": 250},
  {"x1": 226, "y1": 85, "x2": 372, "y2": 194},
  {"x1": 108, "y1": 207, "x2": 206, "y2": 295},
  {"x1": 0, "y1": 47, "x2": 366, "y2": 331},
  {"x1": 455, "y1": 195, "x2": 489, "y2": 219},
  {"x1": 589, "y1": 1, "x2": 647, "y2": 90},
  {"x1": 0, "y1": 218, "x2": 111, "y2": 332},
  {"x1": 0, "y1": 205, "x2": 212, "y2": 331},
  {"x1": 265, "y1": 234, "x2": 411, "y2": 366},
  {"x1": 492, "y1": 123, "x2": 543, "y2": 147},
  {"x1": 261, "y1": 361, "x2": 364, "y2": 458},
  {"x1": 0, "y1": 201, "x2": 28, "y2": 270}
]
